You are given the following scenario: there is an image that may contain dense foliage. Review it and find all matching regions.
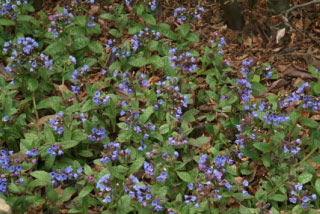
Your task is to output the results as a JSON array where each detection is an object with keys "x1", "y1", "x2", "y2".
[{"x1": 0, "y1": 0, "x2": 320, "y2": 213}]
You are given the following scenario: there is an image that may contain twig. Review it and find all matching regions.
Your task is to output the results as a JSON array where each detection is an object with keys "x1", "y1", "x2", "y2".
[{"x1": 285, "y1": 0, "x2": 320, "y2": 17}]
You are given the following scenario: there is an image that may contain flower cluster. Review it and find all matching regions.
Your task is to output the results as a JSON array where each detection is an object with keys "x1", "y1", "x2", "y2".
[
  {"x1": 173, "y1": 8, "x2": 186, "y2": 24},
  {"x1": 144, "y1": 161, "x2": 154, "y2": 176},
  {"x1": 48, "y1": 7, "x2": 73, "y2": 38},
  {"x1": 48, "y1": 111, "x2": 64, "y2": 135},
  {"x1": 96, "y1": 174, "x2": 112, "y2": 204},
  {"x1": 120, "y1": 102, "x2": 156, "y2": 138},
  {"x1": 154, "y1": 77, "x2": 188, "y2": 119},
  {"x1": 130, "y1": 27, "x2": 160, "y2": 51},
  {"x1": 288, "y1": 182, "x2": 317, "y2": 208},
  {"x1": 71, "y1": 65, "x2": 90, "y2": 94},
  {"x1": 125, "y1": 173, "x2": 163, "y2": 211},
  {"x1": 46, "y1": 144, "x2": 64, "y2": 157},
  {"x1": 236, "y1": 78, "x2": 252, "y2": 105},
  {"x1": 149, "y1": 0, "x2": 156, "y2": 11},
  {"x1": 106, "y1": 42, "x2": 131, "y2": 60},
  {"x1": 0, "y1": 150, "x2": 24, "y2": 194},
  {"x1": 168, "y1": 135, "x2": 188, "y2": 146},
  {"x1": 156, "y1": 171, "x2": 168, "y2": 182},
  {"x1": 3, "y1": 37, "x2": 53, "y2": 84},
  {"x1": 74, "y1": 112, "x2": 86, "y2": 124},
  {"x1": 169, "y1": 48, "x2": 197, "y2": 73},
  {"x1": 0, "y1": 0, "x2": 29, "y2": 18},
  {"x1": 193, "y1": 5, "x2": 205, "y2": 19},
  {"x1": 281, "y1": 138, "x2": 301, "y2": 155},
  {"x1": 280, "y1": 82, "x2": 320, "y2": 112},
  {"x1": 242, "y1": 179, "x2": 249, "y2": 196},
  {"x1": 92, "y1": 90, "x2": 110, "y2": 106},
  {"x1": 173, "y1": 5, "x2": 204, "y2": 24},
  {"x1": 50, "y1": 166, "x2": 83, "y2": 186},
  {"x1": 183, "y1": 153, "x2": 235, "y2": 207},
  {"x1": 100, "y1": 142, "x2": 130, "y2": 164},
  {"x1": 25, "y1": 147, "x2": 38, "y2": 164},
  {"x1": 88, "y1": 127, "x2": 107, "y2": 142}
]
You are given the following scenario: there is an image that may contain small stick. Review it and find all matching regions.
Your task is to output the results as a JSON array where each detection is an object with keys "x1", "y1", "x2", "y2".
[{"x1": 285, "y1": 0, "x2": 320, "y2": 17}]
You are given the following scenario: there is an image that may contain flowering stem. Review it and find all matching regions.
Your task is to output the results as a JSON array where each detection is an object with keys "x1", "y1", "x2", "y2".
[{"x1": 32, "y1": 92, "x2": 39, "y2": 122}]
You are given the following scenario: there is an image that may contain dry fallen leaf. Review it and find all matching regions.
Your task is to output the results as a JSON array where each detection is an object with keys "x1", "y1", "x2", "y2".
[
  {"x1": 268, "y1": 79, "x2": 288, "y2": 91},
  {"x1": 276, "y1": 28, "x2": 286, "y2": 44}
]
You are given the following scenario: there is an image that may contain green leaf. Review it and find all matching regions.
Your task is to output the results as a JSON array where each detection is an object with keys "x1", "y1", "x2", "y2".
[
  {"x1": 129, "y1": 157, "x2": 145, "y2": 173},
  {"x1": 37, "y1": 96, "x2": 62, "y2": 110},
  {"x1": 150, "y1": 132, "x2": 163, "y2": 142},
  {"x1": 252, "y1": 82, "x2": 266, "y2": 94},
  {"x1": 141, "y1": 12, "x2": 156, "y2": 25},
  {"x1": 299, "y1": 118, "x2": 319, "y2": 129},
  {"x1": 186, "y1": 32, "x2": 199, "y2": 43},
  {"x1": 88, "y1": 41, "x2": 104, "y2": 54},
  {"x1": 182, "y1": 109, "x2": 199, "y2": 122},
  {"x1": 139, "y1": 107, "x2": 154, "y2": 123},
  {"x1": 72, "y1": 130, "x2": 88, "y2": 141},
  {"x1": 71, "y1": 35, "x2": 90, "y2": 50},
  {"x1": 100, "y1": 13, "x2": 114, "y2": 20},
  {"x1": 178, "y1": 24, "x2": 190, "y2": 38},
  {"x1": 315, "y1": 179, "x2": 320, "y2": 195},
  {"x1": 119, "y1": 195, "x2": 132, "y2": 212},
  {"x1": 129, "y1": 57, "x2": 149, "y2": 67},
  {"x1": 78, "y1": 185, "x2": 93, "y2": 198},
  {"x1": 61, "y1": 140, "x2": 80, "y2": 149},
  {"x1": 298, "y1": 172, "x2": 313, "y2": 185},
  {"x1": 27, "y1": 78, "x2": 38, "y2": 92},
  {"x1": 30, "y1": 171, "x2": 51, "y2": 180},
  {"x1": 239, "y1": 205, "x2": 258, "y2": 214},
  {"x1": 73, "y1": 15, "x2": 87, "y2": 27},
  {"x1": 253, "y1": 142, "x2": 272, "y2": 152},
  {"x1": 58, "y1": 187, "x2": 77, "y2": 202},
  {"x1": 269, "y1": 194, "x2": 287, "y2": 202},
  {"x1": 313, "y1": 81, "x2": 320, "y2": 95},
  {"x1": 44, "y1": 41, "x2": 67, "y2": 57},
  {"x1": 188, "y1": 136, "x2": 211, "y2": 147},
  {"x1": 48, "y1": 186, "x2": 58, "y2": 202},
  {"x1": 159, "y1": 124, "x2": 169, "y2": 135},
  {"x1": 177, "y1": 171, "x2": 193, "y2": 183},
  {"x1": 149, "y1": 55, "x2": 164, "y2": 70},
  {"x1": 28, "y1": 179, "x2": 50, "y2": 189},
  {"x1": 84, "y1": 164, "x2": 93, "y2": 175},
  {"x1": 79, "y1": 150, "x2": 93, "y2": 157},
  {"x1": 81, "y1": 100, "x2": 97, "y2": 112},
  {"x1": 0, "y1": 19, "x2": 15, "y2": 26},
  {"x1": 128, "y1": 21, "x2": 144, "y2": 34},
  {"x1": 109, "y1": 29, "x2": 122, "y2": 38}
]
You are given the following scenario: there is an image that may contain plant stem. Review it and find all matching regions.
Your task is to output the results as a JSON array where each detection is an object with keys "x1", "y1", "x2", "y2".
[
  {"x1": 32, "y1": 92, "x2": 39, "y2": 122},
  {"x1": 294, "y1": 147, "x2": 318, "y2": 167},
  {"x1": 206, "y1": 196, "x2": 213, "y2": 214}
]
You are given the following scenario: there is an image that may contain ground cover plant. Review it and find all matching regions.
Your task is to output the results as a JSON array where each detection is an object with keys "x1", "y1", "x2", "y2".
[{"x1": 0, "y1": 0, "x2": 320, "y2": 213}]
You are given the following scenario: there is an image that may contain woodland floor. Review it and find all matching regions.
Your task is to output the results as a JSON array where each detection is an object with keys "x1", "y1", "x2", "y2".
[{"x1": 25, "y1": 0, "x2": 320, "y2": 213}]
